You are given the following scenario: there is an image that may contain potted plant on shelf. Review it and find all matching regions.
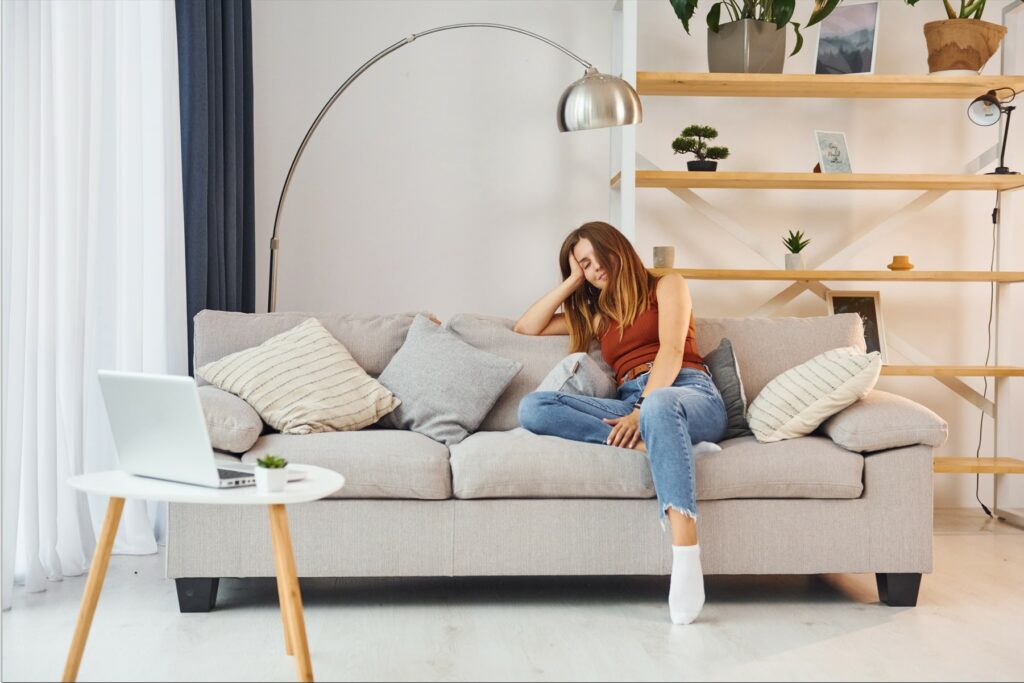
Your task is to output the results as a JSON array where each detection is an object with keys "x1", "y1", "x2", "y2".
[
  {"x1": 783, "y1": 229, "x2": 811, "y2": 270},
  {"x1": 668, "y1": 0, "x2": 845, "y2": 73},
  {"x1": 672, "y1": 125, "x2": 730, "y2": 171},
  {"x1": 904, "y1": 0, "x2": 1008, "y2": 74},
  {"x1": 255, "y1": 454, "x2": 289, "y2": 492}
]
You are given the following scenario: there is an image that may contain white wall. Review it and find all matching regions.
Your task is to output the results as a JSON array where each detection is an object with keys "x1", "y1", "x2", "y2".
[{"x1": 252, "y1": 0, "x2": 1023, "y2": 509}]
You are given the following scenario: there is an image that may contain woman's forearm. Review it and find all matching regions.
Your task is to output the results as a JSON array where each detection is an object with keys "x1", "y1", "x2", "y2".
[
  {"x1": 513, "y1": 276, "x2": 583, "y2": 334},
  {"x1": 636, "y1": 348, "x2": 685, "y2": 404}
]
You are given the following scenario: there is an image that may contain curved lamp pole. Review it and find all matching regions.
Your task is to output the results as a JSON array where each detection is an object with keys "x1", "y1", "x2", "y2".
[{"x1": 267, "y1": 22, "x2": 643, "y2": 312}]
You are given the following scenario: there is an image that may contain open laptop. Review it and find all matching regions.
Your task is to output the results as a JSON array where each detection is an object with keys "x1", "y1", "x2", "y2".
[{"x1": 98, "y1": 369, "x2": 304, "y2": 488}]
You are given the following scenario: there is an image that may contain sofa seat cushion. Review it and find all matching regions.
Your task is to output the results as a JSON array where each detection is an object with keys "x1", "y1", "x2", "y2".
[
  {"x1": 698, "y1": 435, "x2": 864, "y2": 500},
  {"x1": 240, "y1": 430, "x2": 451, "y2": 499},
  {"x1": 450, "y1": 429, "x2": 863, "y2": 501}
]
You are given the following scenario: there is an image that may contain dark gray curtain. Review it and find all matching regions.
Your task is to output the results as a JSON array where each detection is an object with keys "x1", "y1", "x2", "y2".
[{"x1": 175, "y1": 0, "x2": 256, "y2": 375}]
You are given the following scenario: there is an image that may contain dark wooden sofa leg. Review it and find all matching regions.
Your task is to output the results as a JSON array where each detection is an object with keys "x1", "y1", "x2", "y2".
[
  {"x1": 875, "y1": 573, "x2": 921, "y2": 607},
  {"x1": 175, "y1": 578, "x2": 220, "y2": 613}
]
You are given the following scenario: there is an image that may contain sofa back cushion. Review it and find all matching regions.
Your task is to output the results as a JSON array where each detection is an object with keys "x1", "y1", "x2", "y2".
[
  {"x1": 193, "y1": 310, "x2": 430, "y2": 385},
  {"x1": 444, "y1": 313, "x2": 612, "y2": 432},
  {"x1": 448, "y1": 312, "x2": 865, "y2": 433},
  {"x1": 695, "y1": 313, "x2": 865, "y2": 403}
]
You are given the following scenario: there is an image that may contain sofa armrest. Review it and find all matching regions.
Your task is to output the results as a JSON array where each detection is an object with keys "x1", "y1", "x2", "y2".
[
  {"x1": 197, "y1": 385, "x2": 263, "y2": 454},
  {"x1": 818, "y1": 389, "x2": 948, "y2": 453}
]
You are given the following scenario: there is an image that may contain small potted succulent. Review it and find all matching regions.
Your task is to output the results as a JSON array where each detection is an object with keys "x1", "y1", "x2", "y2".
[
  {"x1": 783, "y1": 230, "x2": 811, "y2": 270},
  {"x1": 905, "y1": 0, "x2": 1008, "y2": 74},
  {"x1": 255, "y1": 454, "x2": 289, "y2": 492},
  {"x1": 672, "y1": 125, "x2": 730, "y2": 171}
]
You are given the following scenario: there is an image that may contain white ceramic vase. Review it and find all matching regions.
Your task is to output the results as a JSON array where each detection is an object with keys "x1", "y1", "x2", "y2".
[
  {"x1": 255, "y1": 466, "x2": 288, "y2": 492},
  {"x1": 785, "y1": 253, "x2": 806, "y2": 270}
]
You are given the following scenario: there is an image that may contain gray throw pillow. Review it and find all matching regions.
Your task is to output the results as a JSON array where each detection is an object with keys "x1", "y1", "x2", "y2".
[
  {"x1": 197, "y1": 385, "x2": 264, "y2": 453},
  {"x1": 818, "y1": 389, "x2": 948, "y2": 452},
  {"x1": 535, "y1": 352, "x2": 619, "y2": 398},
  {"x1": 377, "y1": 314, "x2": 524, "y2": 445},
  {"x1": 704, "y1": 338, "x2": 752, "y2": 439}
]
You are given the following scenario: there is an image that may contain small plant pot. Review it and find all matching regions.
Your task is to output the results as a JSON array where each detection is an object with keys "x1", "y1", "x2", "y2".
[
  {"x1": 256, "y1": 467, "x2": 288, "y2": 492},
  {"x1": 785, "y1": 253, "x2": 806, "y2": 270},
  {"x1": 687, "y1": 160, "x2": 718, "y2": 172},
  {"x1": 923, "y1": 19, "x2": 1007, "y2": 74}
]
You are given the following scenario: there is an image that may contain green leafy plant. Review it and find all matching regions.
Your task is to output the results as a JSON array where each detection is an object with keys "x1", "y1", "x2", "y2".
[
  {"x1": 256, "y1": 454, "x2": 288, "y2": 469},
  {"x1": 783, "y1": 229, "x2": 811, "y2": 254},
  {"x1": 904, "y1": 0, "x2": 989, "y2": 20},
  {"x1": 668, "y1": 0, "x2": 844, "y2": 57},
  {"x1": 672, "y1": 125, "x2": 730, "y2": 161}
]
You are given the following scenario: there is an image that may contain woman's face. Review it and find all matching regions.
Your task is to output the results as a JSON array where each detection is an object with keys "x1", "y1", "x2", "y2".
[{"x1": 572, "y1": 238, "x2": 610, "y2": 290}]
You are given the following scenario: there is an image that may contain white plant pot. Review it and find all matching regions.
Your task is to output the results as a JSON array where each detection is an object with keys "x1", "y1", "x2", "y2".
[
  {"x1": 255, "y1": 467, "x2": 288, "y2": 492},
  {"x1": 785, "y1": 253, "x2": 806, "y2": 270}
]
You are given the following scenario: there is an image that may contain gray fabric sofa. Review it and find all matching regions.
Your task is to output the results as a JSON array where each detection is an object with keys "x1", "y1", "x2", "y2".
[{"x1": 167, "y1": 310, "x2": 940, "y2": 612}]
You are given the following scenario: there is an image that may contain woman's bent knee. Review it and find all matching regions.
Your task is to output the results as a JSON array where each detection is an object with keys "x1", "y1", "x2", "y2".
[{"x1": 518, "y1": 391, "x2": 557, "y2": 431}]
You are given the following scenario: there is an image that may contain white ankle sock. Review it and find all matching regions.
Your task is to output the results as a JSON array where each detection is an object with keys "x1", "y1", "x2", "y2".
[
  {"x1": 692, "y1": 441, "x2": 721, "y2": 457},
  {"x1": 669, "y1": 543, "x2": 705, "y2": 625}
]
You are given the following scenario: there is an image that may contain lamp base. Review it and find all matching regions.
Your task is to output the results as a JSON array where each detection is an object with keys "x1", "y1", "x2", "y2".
[{"x1": 987, "y1": 167, "x2": 1019, "y2": 175}]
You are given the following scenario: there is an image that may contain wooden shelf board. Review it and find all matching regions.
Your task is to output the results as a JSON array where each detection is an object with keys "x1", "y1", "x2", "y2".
[
  {"x1": 881, "y1": 366, "x2": 1024, "y2": 377},
  {"x1": 612, "y1": 171, "x2": 1024, "y2": 191},
  {"x1": 934, "y1": 456, "x2": 1024, "y2": 474},
  {"x1": 654, "y1": 268, "x2": 1024, "y2": 283},
  {"x1": 637, "y1": 72, "x2": 1024, "y2": 99}
]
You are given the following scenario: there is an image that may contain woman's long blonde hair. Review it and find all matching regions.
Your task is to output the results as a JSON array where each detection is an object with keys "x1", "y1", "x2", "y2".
[{"x1": 559, "y1": 221, "x2": 660, "y2": 353}]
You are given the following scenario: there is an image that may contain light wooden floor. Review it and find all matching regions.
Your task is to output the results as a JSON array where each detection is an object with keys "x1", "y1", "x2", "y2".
[{"x1": 3, "y1": 508, "x2": 1022, "y2": 682}]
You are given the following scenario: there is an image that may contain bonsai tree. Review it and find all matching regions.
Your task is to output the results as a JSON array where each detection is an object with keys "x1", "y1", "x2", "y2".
[
  {"x1": 905, "y1": 0, "x2": 990, "y2": 20},
  {"x1": 783, "y1": 229, "x2": 811, "y2": 253},
  {"x1": 669, "y1": 0, "x2": 845, "y2": 56},
  {"x1": 256, "y1": 454, "x2": 288, "y2": 469},
  {"x1": 672, "y1": 125, "x2": 730, "y2": 162}
]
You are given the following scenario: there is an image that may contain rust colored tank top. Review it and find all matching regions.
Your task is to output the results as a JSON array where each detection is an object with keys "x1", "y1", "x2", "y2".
[{"x1": 599, "y1": 287, "x2": 706, "y2": 385}]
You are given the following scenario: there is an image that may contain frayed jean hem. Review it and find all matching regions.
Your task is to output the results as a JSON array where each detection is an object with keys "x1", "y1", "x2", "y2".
[{"x1": 659, "y1": 503, "x2": 698, "y2": 533}]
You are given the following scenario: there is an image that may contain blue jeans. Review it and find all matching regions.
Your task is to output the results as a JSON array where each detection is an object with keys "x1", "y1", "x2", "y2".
[{"x1": 518, "y1": 367, "x2": 728, "y2": 527}]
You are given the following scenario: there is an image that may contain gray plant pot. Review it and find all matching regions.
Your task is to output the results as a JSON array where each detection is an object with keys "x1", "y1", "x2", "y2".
[{"x1": 707, "y1": 19, "x2": 786, "y2": 74}]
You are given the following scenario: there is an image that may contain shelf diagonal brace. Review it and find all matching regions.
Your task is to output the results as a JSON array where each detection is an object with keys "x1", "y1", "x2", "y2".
[
  {"x1": 637, "y1": 154, "x2": 777, "y2": 267},
  {"x1": 749, "y1": 282, "x2": 813, "y2": 317}
]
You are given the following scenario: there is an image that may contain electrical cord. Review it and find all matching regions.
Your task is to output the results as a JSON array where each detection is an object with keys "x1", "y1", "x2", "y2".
[{"x1": 974, "y1": 195, "x2": 999, "y2": 518}]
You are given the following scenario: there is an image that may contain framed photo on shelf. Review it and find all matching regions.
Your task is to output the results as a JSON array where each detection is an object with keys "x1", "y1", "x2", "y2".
[
  {"x1": 815, "y1": 130, "x2": 852, "y2": 173},
  {"x1": 826, "y1": 290, "x2": 887, "y2": 363},
  {"x1": 814, "y1": 0, "x2": 880, "y2": 75}
]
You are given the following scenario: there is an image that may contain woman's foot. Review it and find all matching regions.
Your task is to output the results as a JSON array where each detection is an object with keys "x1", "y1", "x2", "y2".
[{"x1": 669, "y1": 543, "x2": 705, "y2": 624}]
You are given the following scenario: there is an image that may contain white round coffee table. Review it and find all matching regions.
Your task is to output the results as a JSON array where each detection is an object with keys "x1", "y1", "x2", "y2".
[{"x1": 62, "y1": 465, "x2": 344, "y2": 683}]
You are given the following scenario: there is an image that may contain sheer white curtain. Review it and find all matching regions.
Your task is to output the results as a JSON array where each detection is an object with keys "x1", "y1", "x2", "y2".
[{"x1": 2, "y1": 0, "x2": 187, "y2": 610}]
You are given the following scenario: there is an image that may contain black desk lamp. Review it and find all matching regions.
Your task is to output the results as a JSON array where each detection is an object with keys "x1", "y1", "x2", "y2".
[{"x1": 968, "y1": 88, "x2": 1022, "y2": 175}]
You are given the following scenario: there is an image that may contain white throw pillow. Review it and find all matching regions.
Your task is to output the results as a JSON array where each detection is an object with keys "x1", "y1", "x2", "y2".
[
  {"x1": 747, "y1": 346, "x2": 881, "y2": 443},
  {"x1": 196, "y1": 317, "x2": 400, "y2": 435}
]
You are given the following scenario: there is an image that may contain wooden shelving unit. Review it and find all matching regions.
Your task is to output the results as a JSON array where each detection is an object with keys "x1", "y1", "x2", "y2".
[
  {"x1": 607, "y1": 19, "x2": 1024, "y2": 524},
  {"x1": 611, "y1": 170, "x2": 1024, "y2": 191},
  {"x1": 636, "y1": 72, "x2": 1024, "y2": 99}
]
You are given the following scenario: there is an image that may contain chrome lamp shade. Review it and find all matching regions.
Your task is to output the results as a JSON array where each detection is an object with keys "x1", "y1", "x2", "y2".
[{"x1": 557, "y1": 68, "x2": 643, "y2": 132}]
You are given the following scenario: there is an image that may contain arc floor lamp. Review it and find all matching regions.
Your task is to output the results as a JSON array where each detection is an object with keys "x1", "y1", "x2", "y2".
[{"x1": 266, "y1": 22, "x2": 643, "y2": 312}]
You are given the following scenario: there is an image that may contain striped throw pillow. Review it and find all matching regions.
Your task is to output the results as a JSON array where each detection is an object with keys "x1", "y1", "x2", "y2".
[
  {"x1": 747, "y1": 346, "x2": 881, "y2": 443},
  {"x1": 196, "y1": 318, "x2": 400, "y2": 435}
]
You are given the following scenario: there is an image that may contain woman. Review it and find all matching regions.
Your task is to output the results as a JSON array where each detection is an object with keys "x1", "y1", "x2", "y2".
[{"x1": 514, "y1": 221, "x2": 727, "y2": 625}]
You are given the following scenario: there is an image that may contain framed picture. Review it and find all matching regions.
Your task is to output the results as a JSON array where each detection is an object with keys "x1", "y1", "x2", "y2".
[
  {"x1": 826, "y1": 290, "x2": 887, "y2": 363},
  {"x1": 814, "y1": 1, "x2": 880, "y2": 75},
  {"x1": 815, "y1": 130, "x2": 852, "y2": 173}
]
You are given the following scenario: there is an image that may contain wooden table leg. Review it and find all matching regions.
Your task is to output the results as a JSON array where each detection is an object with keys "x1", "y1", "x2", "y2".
[
  {"x1": 268, "y1": 504, "x2": 313, "y2": 682},
  {"x1": 271, "y1": 510, "x2": 294, "y2": 656},
  {"x1": 63, "y1": 496, "x2": 125, "y2": 683}
]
